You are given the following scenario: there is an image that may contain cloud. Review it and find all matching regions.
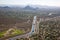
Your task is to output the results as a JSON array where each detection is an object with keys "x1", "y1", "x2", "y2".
[{"x1": 0, "y1": 0, "x2": 60, "y2": 7}]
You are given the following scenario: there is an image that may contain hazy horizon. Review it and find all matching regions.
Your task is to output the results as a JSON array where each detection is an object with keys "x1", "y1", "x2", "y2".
[{"x1": 0, "y1": 0, "x2": 60, "y2": 7}]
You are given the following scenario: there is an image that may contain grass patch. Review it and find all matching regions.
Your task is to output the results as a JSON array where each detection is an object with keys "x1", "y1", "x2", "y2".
[
  {"x1": 12, "y1": 29, "x2": 24, "y2": 35},
  {"x1": 0, "y1": 31, "x2": 6, "y2": 38},
  {"x1": 0, "y1": 29, "x2": 24, "y2": 38},
  {"x1": 8, "y1": 29, "x2": 25, "y2": 37}
]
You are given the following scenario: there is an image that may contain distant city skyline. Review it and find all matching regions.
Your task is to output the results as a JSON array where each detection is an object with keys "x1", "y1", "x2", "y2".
[{"x1": 0, "y1": 0, "x2": 60, "y2": 7}]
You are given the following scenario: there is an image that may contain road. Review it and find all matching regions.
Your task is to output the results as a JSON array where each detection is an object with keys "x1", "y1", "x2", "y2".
[
  {"x1": 6, "y1": 16, "x2": 56, "y2": 40},
  {"x1": 0, "y1": 16, "x2": 40, "y2": 40}
]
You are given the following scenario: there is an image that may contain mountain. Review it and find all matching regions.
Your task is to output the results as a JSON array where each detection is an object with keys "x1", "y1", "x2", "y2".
[
  {"x1": 0, "y1": 5, "x2": 60, "y2": 11},
  {"x1": 0, "y1": 6, "x2": 10, "y2": 8},
  {"x1": 3, "y1": 6, "x2": 9, "y2": 8},
  {"x1": 23, "y1": 5, "x2": 37, "y2": 10}
]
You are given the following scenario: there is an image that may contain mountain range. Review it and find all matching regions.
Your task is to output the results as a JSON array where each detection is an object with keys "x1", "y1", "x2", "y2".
[{"x1": 0, "y1": 5, "x2": 60, "y2": 10}]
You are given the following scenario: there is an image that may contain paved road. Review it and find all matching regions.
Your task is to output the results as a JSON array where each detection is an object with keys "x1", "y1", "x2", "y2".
[
  {"x1": 0, "y1": 16, "x2": 39, "y2": 40},
  {"x1": 6, "y1": 16, "x2": 55, "y2": 40}
]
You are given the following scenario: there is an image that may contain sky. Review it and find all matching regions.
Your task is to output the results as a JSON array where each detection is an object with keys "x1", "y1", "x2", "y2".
[{"x1": 0, "y1": 0, "x2": 60, "y2": 7}]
